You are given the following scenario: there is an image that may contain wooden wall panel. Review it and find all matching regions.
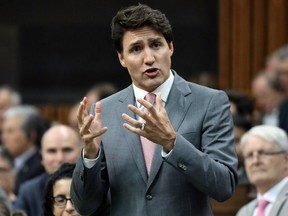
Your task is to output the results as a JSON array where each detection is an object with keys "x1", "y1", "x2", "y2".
[
  {"x1": 219, "y1": 0, "x2": 288, "y2": 94},
  {"x1": 231, "y1": 0, "x2": 252, "y2": 92},
  {"x1": 219, "y1": 0, "x2": 232, "y2": 89},
  {"x1": 267, "y1": 0, "x2": 288, "y2": 52}
]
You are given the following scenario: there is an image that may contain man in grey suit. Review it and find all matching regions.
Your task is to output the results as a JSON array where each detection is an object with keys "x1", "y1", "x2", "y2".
[
  {"x1": 71, "y1": 3, "x2": 238, "y2": 216},
  {"x1": 236, "y1": 125, "x2": 288, "y2": 216}
]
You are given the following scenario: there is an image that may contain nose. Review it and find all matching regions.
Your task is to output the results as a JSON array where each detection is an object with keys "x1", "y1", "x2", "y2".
[
  {"x1": 144, "y1": 48, "x2": 155, "y2": 65},
  {"x1": 250, "y1": 152, "x2": 261, "y2": 163},
  {"x1": 65, "y1": 199, "x2": 74, "y2": 213},
  {"x1": 55, "y1": 151, "x2": 64, "y2": 163}
]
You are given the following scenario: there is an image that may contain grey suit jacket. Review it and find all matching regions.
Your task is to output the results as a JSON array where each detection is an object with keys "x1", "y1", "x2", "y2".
[
  {"x1": 236, "y1": 181, "x2": 288, "y2": 216},
  {"x1": 71, "y1": 71, "x2": 238, "y2": 216}
]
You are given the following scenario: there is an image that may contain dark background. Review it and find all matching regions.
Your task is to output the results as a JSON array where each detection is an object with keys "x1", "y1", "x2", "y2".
[{"x1": 0, "y1": 0, "x2": 218, "y2": 104}]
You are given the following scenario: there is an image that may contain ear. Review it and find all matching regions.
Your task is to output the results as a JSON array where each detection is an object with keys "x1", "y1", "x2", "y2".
[
  {"x1": 168, "y1": 42, "x2": 174, "y2": 56},
  {"x1": 117, "y1": 52, "x2": 127, "y2": 68}
]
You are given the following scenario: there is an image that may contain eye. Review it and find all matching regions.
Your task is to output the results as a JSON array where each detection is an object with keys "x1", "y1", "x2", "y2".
[
  {"x1": 46, "y1": 149, "x2": 57, "y2": 154},
  {"x1": 130, "y1": 46, "x2": 142, "y2": 54},
  {"x1": 54, "y1": 195, "x2": 66, "y2": 204},
  {"x1": 62, "y1": 148, "x2": 73, "y2": 153},
  {"x1": 152, "y1": 42, "x2": 161, "y2": 49}
]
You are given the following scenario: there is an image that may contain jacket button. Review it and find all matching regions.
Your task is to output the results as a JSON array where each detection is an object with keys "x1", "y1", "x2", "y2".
[
  {"x1": 178, "y1": 162, "x2": 187, "y2": 171},
  {"x1": 145, "y1": 194, "x2": 153, "y2": 200}
]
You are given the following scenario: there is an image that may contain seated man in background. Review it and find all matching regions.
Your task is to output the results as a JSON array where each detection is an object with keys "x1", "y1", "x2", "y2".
[
  {"x1": 13, "y1": 124, "x2": 82, "y2": 216},
  {"x1": 252, "y1": 71, "x2": 288, "y2": 133},
  {"x1": 0, "y1": 146, "x2": 16, "y2": 205},
  {"x1": 236, "y1": 125, "x2": 288, "y2": 216},
  {"x1": 0, "y1": 85, "x2": 22, "y2": 145},
  {"x1": 1, "y1": 105, "x2": 47, "y2": 194}
]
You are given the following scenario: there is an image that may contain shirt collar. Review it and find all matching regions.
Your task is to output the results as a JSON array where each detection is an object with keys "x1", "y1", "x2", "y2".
[
  {"x1": 132, "y1": 70, "x2": 174, "y2": 108},
  {"x1": 257, "y1": 176, "x2": 288, "y2": 203}
]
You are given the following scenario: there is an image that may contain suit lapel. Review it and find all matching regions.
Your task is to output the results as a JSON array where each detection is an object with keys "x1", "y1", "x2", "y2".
[
  {"x1": 270, "y1": 181, "x2": 288, "y2": 216},
  {"x1": 116, "y1": 87, "x2": 148, "y2": 183}
]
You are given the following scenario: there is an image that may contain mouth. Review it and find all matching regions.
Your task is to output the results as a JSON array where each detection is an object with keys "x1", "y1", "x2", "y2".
[{"x1": 144, "y1": 68, "x2": 159, "y2": 77}]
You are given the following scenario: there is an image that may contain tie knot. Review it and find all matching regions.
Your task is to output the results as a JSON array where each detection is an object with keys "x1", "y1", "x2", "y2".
[
  {"x1": 258, "y1": 199, "x2": 269, "y2": 208},
  {"x1": 257, "y1": 199, "x2": 269, "y2": 216},
  {"x1": 144, "y1": 93, "x2": 156, "y2": 105}
]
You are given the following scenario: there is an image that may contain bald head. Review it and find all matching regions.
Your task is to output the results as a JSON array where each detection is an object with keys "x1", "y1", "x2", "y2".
[{"x1": 41, "y1": 124, "x2": 81, "y2": 174}]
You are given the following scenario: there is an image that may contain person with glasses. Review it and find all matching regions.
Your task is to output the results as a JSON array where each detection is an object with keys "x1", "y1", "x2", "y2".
[
  {"x1": 43, "y1": 163, "x2": 80, "y2": 216},
  {"x1": 236, "y1": 125, "x2": 288, "y2": 216}
]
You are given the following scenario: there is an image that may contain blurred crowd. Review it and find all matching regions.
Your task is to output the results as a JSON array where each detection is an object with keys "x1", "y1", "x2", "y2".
[{"x1": 0, "y1": 82, "x2": 117, "y2": 216}]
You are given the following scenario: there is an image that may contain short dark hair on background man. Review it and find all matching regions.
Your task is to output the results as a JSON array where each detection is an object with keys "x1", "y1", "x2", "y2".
[{"x1": 111, "y1": 3, "x2": 173, "y2": 53}]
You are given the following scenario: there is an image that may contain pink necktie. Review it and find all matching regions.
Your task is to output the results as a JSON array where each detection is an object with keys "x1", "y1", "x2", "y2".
[
  {"x1": 140, "y1": 93, "x2": 156, "y2": 175},
  {"x1": 256, "y1": 199, "x2": 269, "y2": 216}
]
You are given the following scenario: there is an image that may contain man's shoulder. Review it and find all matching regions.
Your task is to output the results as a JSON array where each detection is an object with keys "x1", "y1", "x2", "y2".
[
  {"x1": 101, "y1": 85, "x2": 132, "y2": 104},
  {"x1": 236, "y1": 199, "x2": 257, "y2": 216},
  {"x1": 19, "y1": 172, "x2": 48, "y2": 192}
]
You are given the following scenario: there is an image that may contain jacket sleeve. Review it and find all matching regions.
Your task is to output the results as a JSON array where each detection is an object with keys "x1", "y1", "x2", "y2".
[
  {"x1": 164, "y1": 90, "x2": 238, "y2": 201},
  {"x1": 71, "y1": 148, "x2": 109, "y2": 215}
]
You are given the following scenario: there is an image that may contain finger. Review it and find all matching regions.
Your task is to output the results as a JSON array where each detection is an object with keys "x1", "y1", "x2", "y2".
[
  {"x1": 94, "y1": 101, "x2": 102, "y2": 121},
  {"x1": 79, "y1": 114, "x2": 94, "y2": 136},
  {"x1": 137, "y1": 97, "x2": 154, "y2": 111},
  {"x1": 122, "y1": 113, "x2": 143, "y2": 128},
  {"x1": 77, "y1": 97, "x2": 88, "y2": 127},
  {"x1": 123, "y1": 122, "x2": 143, "y2": 134},
  {"x1": 83, "y1": 127, "x2": 107, "y2": 141},
  {"x1": 155, "y1": 93, "x2": 164, "y2": 111}
]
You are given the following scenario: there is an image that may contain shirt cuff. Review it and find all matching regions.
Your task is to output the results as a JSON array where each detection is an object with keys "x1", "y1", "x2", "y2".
[
  {"x1": 161, "y1": 149, "x2": 173, "y2": 158},
  {"x1": 83, "y1": 148, "x2": 101, "y2": 169}
]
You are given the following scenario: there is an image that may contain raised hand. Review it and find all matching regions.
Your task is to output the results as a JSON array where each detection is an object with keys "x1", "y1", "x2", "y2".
[
  {"x1": 77, "y1": 97, "x2": 108, "y2": 159},
  {"x1": 122, "y1": 93, "x2": 176, "y2": 152}
]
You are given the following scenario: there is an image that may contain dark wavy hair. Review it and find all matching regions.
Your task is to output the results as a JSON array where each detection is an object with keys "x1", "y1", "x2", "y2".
[
  {"x1": 111, "y1": 3, "x2": 173, "y2": 53},
  {"x1": 43, "y1": 163, "x2": 75, "y2": 216}
]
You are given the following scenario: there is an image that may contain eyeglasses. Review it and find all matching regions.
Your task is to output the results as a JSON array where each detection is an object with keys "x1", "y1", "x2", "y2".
[
  {"x1": 244, "y1": 150, "x2": 286, "y2": 161},
  {"x1": 52, "y1": 195, "x2": 73, "y2": 207}
]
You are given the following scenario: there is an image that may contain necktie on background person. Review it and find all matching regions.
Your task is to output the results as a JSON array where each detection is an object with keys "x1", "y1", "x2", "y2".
[
  {"x1": 140, "y1": 93, "x2": 156, "y2": 175},
  {"x1": 256, "y1": 199, "x2": 269, "y2": 216}
]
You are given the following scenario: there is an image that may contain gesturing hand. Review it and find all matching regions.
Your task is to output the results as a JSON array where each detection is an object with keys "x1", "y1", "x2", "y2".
[
  {"x1": 122, "y1": 93, "x2": 176, "y2": 152},
  {"x1": 77, "y1": 97, "x2": 108, "y2": 159}
]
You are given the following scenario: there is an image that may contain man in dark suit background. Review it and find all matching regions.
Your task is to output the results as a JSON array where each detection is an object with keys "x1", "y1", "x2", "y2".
[
  {"x1": 71, "y1": 4, "x2": 238, "y2": 216},
  {"x1": 252, "y1": 71, "x2": 288, "y2": 134},
  {"x1": 1, "y1": 105, "x2": 46, "y2": 195}
]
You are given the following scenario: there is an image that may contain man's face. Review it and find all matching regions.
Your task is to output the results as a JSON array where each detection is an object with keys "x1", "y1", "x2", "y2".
[
  {"x1": 252, "y1": 76, "x2": 280, "y2": 113},
  {"x1": 41, "y1": 130, "x2": 80, "y2": 174},
  {"x1": 118, "y1": 26, "x2": 174, "y2": 92},
  {"x1": 276, "y1": 58, "x2": 288, "y2": 94},
  {"x1": 0, "y1": 90, "x2": 13, "y2": 130},
  {"x1": 242, "y1": 135, "x2": 288, "y2": 193},
  {"x1": 1, "y1": 117, "x2": 30, "y2": 157}
]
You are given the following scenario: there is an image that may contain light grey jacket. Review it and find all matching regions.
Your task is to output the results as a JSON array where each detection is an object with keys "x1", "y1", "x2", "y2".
[
  {"x1": 236, "y1": 181, "x2": 288, "y2": 216},
  {"x1": 71, "y1": 71, "x2": 238, "y2": 216}
]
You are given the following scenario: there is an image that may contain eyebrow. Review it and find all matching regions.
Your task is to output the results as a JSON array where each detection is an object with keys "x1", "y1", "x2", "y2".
[{"x1": 128, "y1": 36, "x2": 163, "y2": 47}]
